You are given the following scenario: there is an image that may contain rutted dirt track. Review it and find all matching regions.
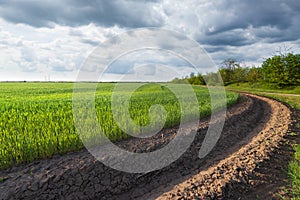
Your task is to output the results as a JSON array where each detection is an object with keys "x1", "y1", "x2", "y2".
[{"x1": 0, "y1": 94, "x2": 292, "y2": 200}]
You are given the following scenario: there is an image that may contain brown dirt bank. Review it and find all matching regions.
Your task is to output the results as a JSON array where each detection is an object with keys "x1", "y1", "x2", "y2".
[
  {"x1": 148, "y1": 94, "x2": 292, "y2": 200},
  {"x1": 0, "y1": 94, "x2": 293, "y2": 199}
]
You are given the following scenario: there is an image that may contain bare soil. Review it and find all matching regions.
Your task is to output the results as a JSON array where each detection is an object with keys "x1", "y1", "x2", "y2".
[
  {"x1": 0, "y1": 94, "x2": 295, "y2": 200},
  {"x1": 150, "y1": 94, "x2": 293, "y2": 200},
  {"x1": 241, "y1": 101, "x2": 300, "y2": 200}
]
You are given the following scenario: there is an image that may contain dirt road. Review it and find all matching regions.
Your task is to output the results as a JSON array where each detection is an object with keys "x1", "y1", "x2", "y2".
[
  {"x1": 0, "y1": 94, "x2": 293, "y2": 199},
  {"x1": 258, "y1": 92, "x2": 300, "y2": 97}
]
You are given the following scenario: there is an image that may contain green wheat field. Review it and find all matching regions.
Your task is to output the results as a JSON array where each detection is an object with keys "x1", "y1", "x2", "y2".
[{"x1": 0, "y1": 82, "x2": 238, "y2": 169}]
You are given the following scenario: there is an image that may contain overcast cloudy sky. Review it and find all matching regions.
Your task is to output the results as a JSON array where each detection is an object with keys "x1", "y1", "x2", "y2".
[{"x1": 0, "y1": 0, "x2": 300, "y2": 81}]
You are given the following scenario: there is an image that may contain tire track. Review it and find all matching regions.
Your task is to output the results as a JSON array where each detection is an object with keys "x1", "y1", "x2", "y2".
[
  {"x1": 147, "y1": 94, "x2": 291, "y2": 200},
  {"x1": 0, "y1": 94, "x2": 291, "y2": 200}
]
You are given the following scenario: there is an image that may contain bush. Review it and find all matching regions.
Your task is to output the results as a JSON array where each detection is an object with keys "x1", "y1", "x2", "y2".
[{"x1": 262, "y1": 53, "x2": 300, "y2": 87}]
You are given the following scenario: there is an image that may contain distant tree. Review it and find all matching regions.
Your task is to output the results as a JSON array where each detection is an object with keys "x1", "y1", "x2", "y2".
[
  {"x1": 218, "y1": 68, "x2": 232, "y2": 84},
  {"x1": 190, "y1": 72, "x2": 195, "y2": 78},
  {"x1": 196, "y1": 73, "x2": 206, "y2": 85},
  {"x1": 204, "y1": 72, "x2": 222, "y2": 86},
  {"x1": 171, "y1": 77, "x2": 187, "y2": 84},
  {"x1": 187, "y1": 73, "x2": 205, "y2": 85},
  {"x1": 219, "y1": 58, "x2": 246, "y2": 84},
  {"x1": 171, "y1": 73, "x2": 205, "y2": 85},
  {"x1": 247, "y1": 66, "x2": 262, "y2": 83},
  {"x1": 261, "y1": 52, "x2": 300, "y2": 87},
  {"x1": 172, "y1": 50, "x2": 300, "y2": 87},
  {"x1": 233, "y1": 66, "x2": 248, "y2": 85},
  {"x1": 222, "y1": 58, "x2": 240, "y2": 71},
  {"x1": 284, "y1": 53, "x2": 300, "y2": 85}
]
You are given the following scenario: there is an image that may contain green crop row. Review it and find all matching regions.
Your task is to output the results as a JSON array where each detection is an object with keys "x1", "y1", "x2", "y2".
[{"x1": 0, "y1": 82, "x2": 239, "y2": 169}]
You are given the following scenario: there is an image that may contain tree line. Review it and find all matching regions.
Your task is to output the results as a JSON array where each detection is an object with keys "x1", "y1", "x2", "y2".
[{"x1": 172, "y1": 52, "x2": 300, "y2": 88}]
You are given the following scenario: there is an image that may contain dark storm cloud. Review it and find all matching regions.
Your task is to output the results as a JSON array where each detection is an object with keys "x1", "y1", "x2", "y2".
[
  {"x1": 204, "y1": 0, "x2": 296, "y2": 35},
  {"x1": 197, "y1": 29, "x2": 255, "y2": 47},
  {"x1": 0, "y1": 0, "x2": 164, "y2": 28},
  {"x1": 205, "y1": 46, "x2": 227, "y2": 53},
  {"x1": 194, "y1": 0, "x2": 300, "y2": 47}
]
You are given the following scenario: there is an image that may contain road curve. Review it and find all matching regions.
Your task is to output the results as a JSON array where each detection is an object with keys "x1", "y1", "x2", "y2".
[
  {"x1": 144, "y1": 94, "x2": 291, "y2": 200},
  {"x1": 0, "y1": 94, "x2": 292, "y2": 200}
]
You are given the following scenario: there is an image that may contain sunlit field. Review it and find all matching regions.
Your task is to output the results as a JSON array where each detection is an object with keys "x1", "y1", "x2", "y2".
[{"x1": 0, "y1": 82, "x2": 239, "y2": 169}]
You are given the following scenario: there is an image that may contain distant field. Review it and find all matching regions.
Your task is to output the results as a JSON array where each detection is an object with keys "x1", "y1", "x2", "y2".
[
  {"x1": 0, "y1": 82, "x2": 239, "y2": 169},
  {"x1": 227, "y1": 83, "x2": 300, "y2": 109},
  {"x1": 227, "y1": 82, "x2": 300, "y2": 95}
]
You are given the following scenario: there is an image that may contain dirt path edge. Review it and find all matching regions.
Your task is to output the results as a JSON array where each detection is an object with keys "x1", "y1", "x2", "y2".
[
  {"x1": 0, "y1": 94, "x2": 293, "y2": 200},
  {"x1": 151, "y1": 94, "x2": 292, "y2": 200}
]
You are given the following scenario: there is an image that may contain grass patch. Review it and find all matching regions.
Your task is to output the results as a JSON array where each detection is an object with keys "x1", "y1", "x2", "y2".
[
  {"x1": 288, "y1": 144, "x2": 300, "y2": 199},
  {"x1": 287, "y1": 132, "x2": 298, "y2": 137},
  {"x1": 227, "y1": 83, "x2": 300, "y2": 110},
  {"x1": 227, "y1": 82, "x2": 300, "y2": 95}
]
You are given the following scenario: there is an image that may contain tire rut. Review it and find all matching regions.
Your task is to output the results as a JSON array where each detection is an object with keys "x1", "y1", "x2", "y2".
[
  {"x1": 0, "y1": 94, "x2": 290, "y2": 200},
  {"x1": 150, "y1": 94, "x2": 291, "y2": 200}
]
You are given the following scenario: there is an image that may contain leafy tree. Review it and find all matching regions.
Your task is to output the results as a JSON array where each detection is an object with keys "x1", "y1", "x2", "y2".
[
  {"x1": 285, "y1": 53, "x2": 300, "y2": 85},
  {"x1": 204, "y1": 72, "x2": 222, "y2": 86},
  {"x1": 222, "y1": 58, "x2": 240, "y2": 71},
  {"x1": 171, "y1": 77, "x2": 186, "y2": 84},
  {"x1": 196, "y1": 73, "x2": 205, "y2": 85},
  {"x1": 219, "y1": 58, "x2": 246, "y2": 84},
  {"x1": 247, "y1": 66, "x2": 262, "y2": 83},
  {"x1": 219, "y1": 68, "x2": 232, "y2": 84},
  {"x1": 187, "y1": 73, "x2": 205, "y2": 85},
  {"x1": 172, "y1": 52, "x2": 300, "y2": 87},
  {"x1": 262, "y1": 53, "x2": 300, "y2": 87},
  {"x1": 171, "y1": 73, "x2": 205, "y2": 85}
]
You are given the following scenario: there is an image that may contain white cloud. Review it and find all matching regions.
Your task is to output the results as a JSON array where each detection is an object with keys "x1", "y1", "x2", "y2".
[
  {"x1": 0, "y1": 1, "x2": 300, "y2": 81},
  {"x1": 0, "y1": 18, "x2": 128, "y2": 81}
]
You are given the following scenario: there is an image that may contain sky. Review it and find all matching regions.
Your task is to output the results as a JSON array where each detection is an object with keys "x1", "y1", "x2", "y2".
[{"x1": 0, "y1": 0, "x2": 300, "y2": 81}]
